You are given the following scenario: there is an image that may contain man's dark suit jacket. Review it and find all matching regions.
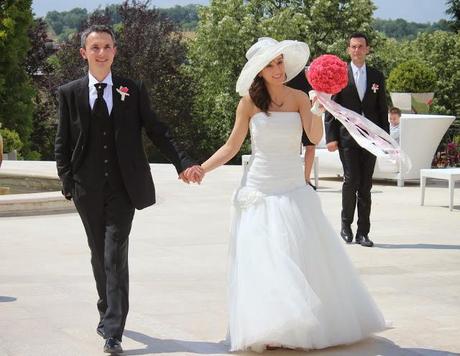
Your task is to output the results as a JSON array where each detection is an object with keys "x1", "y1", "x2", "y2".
[
  {"x1": 55, "y1": 75, "x2": 194, "y2": 210},
  {"x1": 325, "y1": 64, "x2": 389, "y2": 147}
]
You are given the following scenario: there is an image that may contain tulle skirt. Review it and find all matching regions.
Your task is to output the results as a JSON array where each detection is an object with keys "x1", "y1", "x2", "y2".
[{"x1": 227, "y1": 184, "x2": 386, "y2": 353}]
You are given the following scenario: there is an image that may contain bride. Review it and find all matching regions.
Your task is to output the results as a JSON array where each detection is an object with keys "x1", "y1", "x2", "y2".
[{"x1": 199, "y1": 37, "x2": 386, "y2": 353}]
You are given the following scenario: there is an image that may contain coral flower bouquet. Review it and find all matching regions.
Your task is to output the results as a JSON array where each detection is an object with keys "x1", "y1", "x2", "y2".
[{"x1": 306, "y1": 54, "x2": 348, "y2": 114}]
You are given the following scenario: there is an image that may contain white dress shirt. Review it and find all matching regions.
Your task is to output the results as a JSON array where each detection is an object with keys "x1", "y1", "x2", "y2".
[
  {"x1": 390, "y1": 124, "x2": 400, "y2": 143},
  {"x1": 88, "y1": 72, "x2": 113, "y2": 115},
  {"x1": 351, "y1": 62, "x2": 366, "y2": 101}
]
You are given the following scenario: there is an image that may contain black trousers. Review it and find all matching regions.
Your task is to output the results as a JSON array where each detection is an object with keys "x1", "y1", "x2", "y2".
[
  {"x1": 73, "y1": 182, "x2": 135, "y2": 341},
  {"x1": 339, "y1": 147, "x2": 376, "y2": 235}
]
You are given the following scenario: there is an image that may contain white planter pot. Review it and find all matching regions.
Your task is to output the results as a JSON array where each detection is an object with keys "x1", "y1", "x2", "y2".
[{"x1": 390, "y1": 92, "x2": 434, "y2": 114}]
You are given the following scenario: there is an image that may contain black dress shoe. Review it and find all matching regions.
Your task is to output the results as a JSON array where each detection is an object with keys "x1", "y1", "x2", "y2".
[
  {"x1": 356, "y1": 234, "x2": 374, "y2": 247},
  {"x1": 97, "y1": 327, "x2": 106, "y2": 339},
  {"x1": 104, "y1": 338, "x2": 122, "y2": 354},
  {"x1": 340, "y1": 225, "x2": 353, "y2": 244},
  {"x1": 306, "y1": 181, "x2": 317, "y2": 190}
]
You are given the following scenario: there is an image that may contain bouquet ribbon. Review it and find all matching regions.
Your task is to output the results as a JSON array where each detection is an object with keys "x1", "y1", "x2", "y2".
[{"x1": 312, "y1": 91, "x2": 411, "y2": 173}]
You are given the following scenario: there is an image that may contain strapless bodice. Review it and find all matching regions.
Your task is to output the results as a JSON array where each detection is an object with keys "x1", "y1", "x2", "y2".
[{"x1": 243, "y1": 111, "x2": 305, "y2": 194}]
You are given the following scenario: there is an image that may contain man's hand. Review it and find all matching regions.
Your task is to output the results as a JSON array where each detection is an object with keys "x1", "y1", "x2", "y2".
[
  {"x1": 179, "y1": 165, "x2": 205, "y2": 184},
  {"x1": 326, "y1": 141, "x2": 339, "y2": 152}
]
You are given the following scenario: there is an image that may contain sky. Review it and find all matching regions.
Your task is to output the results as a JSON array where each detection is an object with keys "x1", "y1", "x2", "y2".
[{"x1": 32, "y1": 0, "x2": 449, "y2": 23}]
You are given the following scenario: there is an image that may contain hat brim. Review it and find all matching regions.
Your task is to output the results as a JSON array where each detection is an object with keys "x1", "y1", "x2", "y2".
[{"x1": 236, "y1": 40, "x2": 310, "y2": 96}]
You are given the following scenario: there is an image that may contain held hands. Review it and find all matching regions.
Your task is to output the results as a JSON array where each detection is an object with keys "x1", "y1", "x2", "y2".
[{"x1": 179, "y1": 165, "x2": 205, "y2": 184}]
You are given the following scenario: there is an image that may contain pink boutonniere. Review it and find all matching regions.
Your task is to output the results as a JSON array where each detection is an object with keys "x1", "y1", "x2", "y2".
[
  {"x1": 371, "y1": 83, "x2": 379, "y2": 93},
  {"x1": 116, "y1": 86, "x2": 130, "y2": 101}
]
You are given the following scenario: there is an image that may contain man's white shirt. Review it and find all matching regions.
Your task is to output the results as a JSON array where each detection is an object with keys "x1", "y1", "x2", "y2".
[
  {"x1": 351, "y1": 62, "x2": 366, "y2": 101},
  {"x1": 88, "y1": 72, "x2": 113, "y2": 115}
]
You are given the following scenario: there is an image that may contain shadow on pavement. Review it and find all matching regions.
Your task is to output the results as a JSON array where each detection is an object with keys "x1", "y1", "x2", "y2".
[
  {"x1": 0, "y1": 296, "x2": 16, "y2": 303},
  {"x1": 123, "y1": 330, "x2": 228, "y2": 354},
  {"x1": 122, "y1": 331, "x2": 459, "y2": 355},
  {"x1": 375, "y1": 243, "x2": 460, "y2": 250}
]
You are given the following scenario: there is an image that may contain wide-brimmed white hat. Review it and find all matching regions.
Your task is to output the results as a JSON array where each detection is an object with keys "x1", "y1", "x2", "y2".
[{"x1": 236, "y1": 37, "x2": 310, "y2": 96}]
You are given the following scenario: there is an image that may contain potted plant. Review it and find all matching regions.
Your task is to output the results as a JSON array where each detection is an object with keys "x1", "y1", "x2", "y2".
[
  {"x1": 387, "y1": 59, "x2": 436, "y2": 114},
  {"x1": 0, "y1": 125, "x2": 23, "y2": 162}
]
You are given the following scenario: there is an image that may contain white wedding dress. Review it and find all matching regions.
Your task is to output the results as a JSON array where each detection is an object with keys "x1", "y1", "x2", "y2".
[{"x1": 228, "y1": 111, "x2": 386, "y2": 353}]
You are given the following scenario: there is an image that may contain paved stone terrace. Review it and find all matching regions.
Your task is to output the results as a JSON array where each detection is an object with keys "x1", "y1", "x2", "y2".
[{"x1": 0, "y1": 161, "x2": 459, "y2": 355}]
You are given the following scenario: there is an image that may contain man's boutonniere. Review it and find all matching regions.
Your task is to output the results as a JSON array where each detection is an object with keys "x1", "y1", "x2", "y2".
[
  {"x1": 116, "y1": 86, "x2": 130, "y2": 101},
  {"x1": 371, "y1": 83, "x2": 379, "y2": 93}
]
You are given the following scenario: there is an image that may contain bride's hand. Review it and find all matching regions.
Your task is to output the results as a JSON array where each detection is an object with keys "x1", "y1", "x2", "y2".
[
  {"x1": 309, "y1": 90, "x2": 325, "y2": 115},
  {"x1": 180, "y1": 165, "x2": 205, "y2": 184}
]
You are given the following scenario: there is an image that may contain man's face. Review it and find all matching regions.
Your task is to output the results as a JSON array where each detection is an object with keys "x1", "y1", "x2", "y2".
[
  {"x1": 80, "y1": 31, "x2": 116, "y2": 72},
  {"x1": 389, "y1": 113, "x2": 400, "y2": 126},
  {"x1": 347, "y1": 37, "x2": 369, "y2": 65}
]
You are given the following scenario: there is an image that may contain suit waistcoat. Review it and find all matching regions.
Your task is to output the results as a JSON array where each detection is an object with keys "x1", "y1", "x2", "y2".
[{"x1": 74, "y1": 109, "x2": 125, "y2": 190}]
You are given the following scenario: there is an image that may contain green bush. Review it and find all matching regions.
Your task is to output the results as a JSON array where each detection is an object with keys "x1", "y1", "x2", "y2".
[
  {"x1": 24, "y1": 150, "x2": 41, "y2": 160},
  {"x1": 0, "y1": 127, "x2": 23, "y2": 152},
  {"x1": 387, "y1": 59, "x2": 436, "y2": 92}
]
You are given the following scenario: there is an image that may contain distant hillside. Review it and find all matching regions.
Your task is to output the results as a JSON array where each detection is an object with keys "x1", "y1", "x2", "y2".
[
  {"x1": 373, "y1": 18, "x2": 452, "y2": 40},
  {"x1": 43, "y1": 4, "x2": 201, "y2": 42},
  {"x1": 43, "y1": 5, "x2": 454, "y2": 43}
]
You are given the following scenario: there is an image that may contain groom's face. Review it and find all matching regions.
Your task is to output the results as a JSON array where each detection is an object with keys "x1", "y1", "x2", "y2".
[
  {"x1": 80, "y1": 31, "x2": 117, "y2": 74},
  {"x1": 347, "y1": 37, "x2": 369, "y2": 65}
]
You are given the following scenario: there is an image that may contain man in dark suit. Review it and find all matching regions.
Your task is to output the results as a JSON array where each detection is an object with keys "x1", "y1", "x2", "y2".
[
  {"x1": 287, "y1": 69, "x2": 317, "y2": 190},
  {"x1": 324, "y1": 33, "x2": 388, "y2": 247},
  {"x1": 55, "y1": 25, "x2": 202, "y2": 353}
]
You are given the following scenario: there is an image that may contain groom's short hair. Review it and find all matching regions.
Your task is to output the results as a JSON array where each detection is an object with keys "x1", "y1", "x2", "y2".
[
  {"x1": 348, "y1": 32, "x2": 369, "y2": 46},
  {"x1": 80, "y1": 25, "x2": 117, "y2": 48}
]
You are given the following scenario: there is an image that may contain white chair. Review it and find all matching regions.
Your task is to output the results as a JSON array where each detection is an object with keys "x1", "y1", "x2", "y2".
[{"x1": 314, "y1": 114, "x2": 456, "y2": 186}]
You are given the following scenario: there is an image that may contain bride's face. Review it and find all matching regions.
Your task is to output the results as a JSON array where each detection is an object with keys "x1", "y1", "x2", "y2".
[{"x1": 259, "y1": 55, "x2": 285, "y2": 85}]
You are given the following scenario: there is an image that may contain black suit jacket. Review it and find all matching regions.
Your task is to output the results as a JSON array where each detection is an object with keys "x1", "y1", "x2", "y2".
[
  {"x1": 287, "y1": 69, "x2": 314, "y2": 146},
  {"x1": 55, "y1": 75, "x2": 194, "y2": 210},
  {"x1": 324, "y1": 64, "x2": 389, "y2": 148}
]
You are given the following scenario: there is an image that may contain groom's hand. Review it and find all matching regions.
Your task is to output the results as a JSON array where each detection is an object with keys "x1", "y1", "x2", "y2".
[
  {"x1": 180, "y1": 165, "x2": 204, "y2": 184},
  {"x1": 179, "y1": 171, "x2": 190, "y2": 184},
  {"x1": 187, "y1": 165, "x2": 205, "y2": 184}
]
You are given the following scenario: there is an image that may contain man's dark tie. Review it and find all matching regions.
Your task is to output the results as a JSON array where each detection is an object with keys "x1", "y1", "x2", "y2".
[{"x1": 93, "y1": 83, "x2": 109, "y2": 119}]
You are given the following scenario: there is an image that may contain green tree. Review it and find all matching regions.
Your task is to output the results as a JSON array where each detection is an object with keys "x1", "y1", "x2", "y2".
[
  {"x1": 45, "y1": 8, "x2": 88, "y2": 37},
  {"x1": 186, "y1": 0, "x2": 376, "y2": 159},
  {"x1": 446, "y1": 0, "x2": 460, "y2": 32},
  {"x1": 49, "y1": 0, "x2": 194, "y2": 162},
  {"x1": 365, "y1": 33, "x2": 411, "y2": 77},
  {"x1": 114, "y1": 0, "x2": 195, "y2": 161},
  {"x1": 0, "y1": 0, "x2": 35, "y2": 151},
  {"x1": 159, "y1": 4, "x2": 200, "y2": 31},
  {"x1": 26, "y1": 18, "x2": 60, "y2": 160},
  {"x1": 409, "y1": 31, "x2": 460, "y2": 116},
  {"x1": 373, "y1": 18, "x2": 454, "y2": 40}
]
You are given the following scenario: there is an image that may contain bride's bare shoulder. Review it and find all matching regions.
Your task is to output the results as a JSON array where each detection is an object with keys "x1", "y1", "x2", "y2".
[
  {"x1": 239, "y1": 95, "x2": 259, "y2": 117},
  {"x1": 287, "y1": 86, "x2": 309, "y2": 101}
]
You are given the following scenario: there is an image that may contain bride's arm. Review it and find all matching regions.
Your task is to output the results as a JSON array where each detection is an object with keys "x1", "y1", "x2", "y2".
[
  {"x1": 298, "y1": 91, "x2": 323, "y2": 144},
  {"x1": 201, "y1": 97, "x2": 251, "y2": 173}
]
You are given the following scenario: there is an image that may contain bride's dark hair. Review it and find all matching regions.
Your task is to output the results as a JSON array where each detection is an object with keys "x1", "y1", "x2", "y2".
[{"x1": 249, "y1": 75, "x2": 271, "y2": 113}]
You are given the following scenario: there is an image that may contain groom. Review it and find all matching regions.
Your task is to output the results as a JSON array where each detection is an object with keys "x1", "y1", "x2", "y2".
[{"x1": 55, "y1": 25, "x2": 202, "y2": 353}]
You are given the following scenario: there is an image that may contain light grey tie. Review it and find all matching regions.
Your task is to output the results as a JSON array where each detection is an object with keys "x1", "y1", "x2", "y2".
[{"x1": 356, "y1": 68, "x2": 365, "y2": 101}]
